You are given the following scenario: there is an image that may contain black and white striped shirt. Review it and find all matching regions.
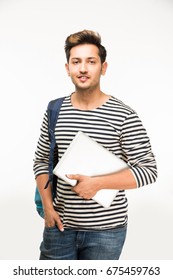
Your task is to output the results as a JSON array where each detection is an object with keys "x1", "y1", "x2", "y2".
[{"x1": 33, "y1": 95, "x2": 157, "y2": 230}]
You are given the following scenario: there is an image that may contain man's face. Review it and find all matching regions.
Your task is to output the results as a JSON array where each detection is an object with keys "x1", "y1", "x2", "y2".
[{"x1": 65, "y1": 44, "x2": 107, "y2": 91}]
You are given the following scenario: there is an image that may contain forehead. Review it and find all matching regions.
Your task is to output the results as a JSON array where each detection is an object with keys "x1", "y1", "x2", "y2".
[{"x1": 69, "y1": 44, "x2": 99, "y2": 59}]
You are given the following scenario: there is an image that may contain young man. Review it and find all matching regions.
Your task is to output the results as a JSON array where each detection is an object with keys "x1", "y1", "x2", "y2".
[{"x1": 33, "y1": 30, "x2": 157, "y2": 260}]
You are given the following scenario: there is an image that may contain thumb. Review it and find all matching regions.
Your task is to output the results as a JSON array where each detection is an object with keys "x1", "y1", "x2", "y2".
[{"x1": 66, "y1": 174, "x2": 81, "y2": 180}]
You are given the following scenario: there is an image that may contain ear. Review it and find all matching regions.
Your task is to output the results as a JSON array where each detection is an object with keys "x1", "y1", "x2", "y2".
[
  {"x1": 65, "y1": 63, "x2": 70, "y2": 76},
  {"x1": 101, "y1": 61, "x2": 108, "y2": 76}
]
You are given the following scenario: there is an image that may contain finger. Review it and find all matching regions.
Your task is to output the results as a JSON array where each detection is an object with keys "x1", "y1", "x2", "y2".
[
  {"x1": 55, "y1": 215, "x2": 64, "y2": 232},
  {"x1": 66, "y1": 174, "x2": 81, "y2": 180},
  {"x1": 45, "y1": 220, "x2": 56, "y2": 228}
]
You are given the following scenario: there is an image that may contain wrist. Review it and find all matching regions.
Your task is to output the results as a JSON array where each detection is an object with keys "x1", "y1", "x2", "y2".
[
  {"x1": 93, "y1": 176, "x2": 104, "y2": 191},
  {"x1": 43, "y1": 201, "x2": 54, "y2": 212}
]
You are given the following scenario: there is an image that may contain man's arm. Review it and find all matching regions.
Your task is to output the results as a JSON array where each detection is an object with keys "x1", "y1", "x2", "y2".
[
  {"x1": 36, "y1": 174, "x2": 64, "y2": 231},
  {"x1": 67, "y1": 112, "x2": 157, "y2": 200},
  {"x1": 67, "y1": 168, "x2": 137, "y2": 199},
  {"x1": 33, "y1": 112, "x2": 64, "y2": 231}
]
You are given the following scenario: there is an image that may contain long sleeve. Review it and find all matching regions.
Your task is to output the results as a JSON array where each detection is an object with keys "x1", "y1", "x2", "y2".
[
  {"x1": 33, "y1": 112, "x2": 50, "y2": 178},
  {"x1": 121, "y1": 112, "x2": 157, "y2": 187}
]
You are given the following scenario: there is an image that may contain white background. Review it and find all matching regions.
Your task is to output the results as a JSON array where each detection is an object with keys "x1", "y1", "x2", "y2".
[{"x1": 0, "y1": 0, "x2": 173, "y2": 260}]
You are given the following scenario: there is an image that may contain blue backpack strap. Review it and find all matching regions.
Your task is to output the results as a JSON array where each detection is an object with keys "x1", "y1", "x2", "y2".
[{"x1": 44, "y1": 96, "x2": 65, "y2": 191}]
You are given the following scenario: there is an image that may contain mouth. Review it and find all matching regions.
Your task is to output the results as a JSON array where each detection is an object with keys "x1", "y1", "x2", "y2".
[{"x1": 78, "y1": 76, "x2": 89, "y2": 82}]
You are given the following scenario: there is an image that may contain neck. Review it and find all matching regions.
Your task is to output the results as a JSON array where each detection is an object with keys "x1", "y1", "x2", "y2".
[{"x1": 71, "y1": 90, "x2": 110, "y2": 110}]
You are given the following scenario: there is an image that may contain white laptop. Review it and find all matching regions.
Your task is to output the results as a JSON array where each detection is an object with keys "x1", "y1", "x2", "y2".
[{"x1": 53, "y1": 131, "x2": 128, "y2": 208}]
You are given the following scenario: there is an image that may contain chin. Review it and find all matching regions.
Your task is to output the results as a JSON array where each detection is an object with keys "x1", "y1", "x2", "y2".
[{"x1": 76, "y1": 85, "x2": 91, "y2": 91}]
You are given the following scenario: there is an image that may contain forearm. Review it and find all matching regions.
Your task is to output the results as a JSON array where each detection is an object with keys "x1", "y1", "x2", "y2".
[
  {"x1": 95, "y1": 168, "x2": 137, "y2": 191},
  {"x1": 36, "y1": 174, "x2": 64, "y2": 231},
  {"x1": 69, "y1": 168, "x2": 137, "y2": 200},
  {"x1": 36, "y1": 174, "x2": 54, "y2": 211}
]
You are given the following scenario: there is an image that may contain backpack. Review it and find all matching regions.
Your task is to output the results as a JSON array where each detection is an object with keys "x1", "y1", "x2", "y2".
[{"x1": 34, "y1": 96, "x2": 65, "y2": 218}]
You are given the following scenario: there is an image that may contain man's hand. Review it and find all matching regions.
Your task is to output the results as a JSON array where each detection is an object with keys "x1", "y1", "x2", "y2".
[
  {"x1": 44, "y1": 208, "x2": 64, "y2": 232},
  {"x1": 66, "y1": 174, "x2": 99, "y2": 199}
]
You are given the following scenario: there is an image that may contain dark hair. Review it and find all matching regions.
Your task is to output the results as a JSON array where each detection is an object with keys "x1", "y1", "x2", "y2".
[{"x1": 64, "y1": 30, "x2": 107, "y2": 63}]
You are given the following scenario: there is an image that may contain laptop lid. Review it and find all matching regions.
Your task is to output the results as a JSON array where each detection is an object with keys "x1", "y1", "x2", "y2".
[{"x1": 53, "y1": 131, "x2": 127, "y2": 207}]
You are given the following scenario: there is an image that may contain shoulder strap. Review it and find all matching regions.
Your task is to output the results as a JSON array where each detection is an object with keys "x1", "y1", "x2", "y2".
[
  {"x1": 44, "y1": 96, "x2": 65, "y2": 190},
  {"x1": 47, "y1": 97, "x2": 65, "y2": 138}
]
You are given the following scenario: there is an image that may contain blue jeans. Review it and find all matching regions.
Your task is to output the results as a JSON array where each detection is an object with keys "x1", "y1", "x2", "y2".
[{"x1": 39, "y1": 225, "x2": 127, "y2": 260}]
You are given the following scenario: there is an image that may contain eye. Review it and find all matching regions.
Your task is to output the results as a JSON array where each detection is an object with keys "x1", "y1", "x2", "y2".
[
  {"x1": 71, "y1": 59, "x2": 80, "y2": 65},
  {"x1": 73, "y1": 60, "x2": 79, "y2": 65},
  {"x1": 89, "y1": 60, "x2": 96, "y2": 64}
]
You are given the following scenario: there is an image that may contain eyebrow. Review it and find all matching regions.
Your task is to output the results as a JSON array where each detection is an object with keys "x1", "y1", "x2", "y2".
[{"x1": 71, "y1": 57, "x2": 98, "y2": 60}]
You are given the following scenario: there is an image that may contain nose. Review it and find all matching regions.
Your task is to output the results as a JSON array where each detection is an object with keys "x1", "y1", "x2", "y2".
[{"x1": 79, "y1": 62, "x2": 87, "y2": 73}]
